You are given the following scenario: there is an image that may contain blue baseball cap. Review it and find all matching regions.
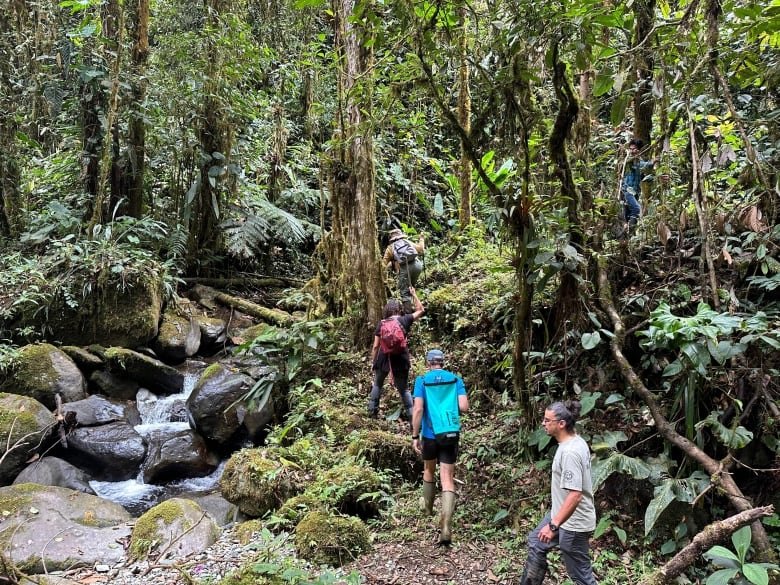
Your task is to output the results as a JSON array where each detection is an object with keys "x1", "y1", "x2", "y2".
[{"x1": 426, "y1": 349, "x2": 444, "y2": 362}]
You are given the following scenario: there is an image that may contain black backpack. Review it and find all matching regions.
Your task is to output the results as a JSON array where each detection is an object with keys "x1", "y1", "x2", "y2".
[{"x1": 392, "y1": 239, "x2": 418, "y2": 264}]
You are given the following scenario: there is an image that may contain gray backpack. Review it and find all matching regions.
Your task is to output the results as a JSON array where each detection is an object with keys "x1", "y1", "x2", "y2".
[{"x1": 392, "y1": 239, "x2": 418, "y2": 264}]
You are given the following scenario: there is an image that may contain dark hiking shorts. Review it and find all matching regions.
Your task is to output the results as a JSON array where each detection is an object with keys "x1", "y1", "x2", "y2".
[{"x1": 421, "y1": 437, "x2": 459, "y2": 465}]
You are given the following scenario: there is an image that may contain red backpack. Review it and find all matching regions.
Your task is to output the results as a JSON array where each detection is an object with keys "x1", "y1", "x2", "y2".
[{"x1": 379, "y1": 317, "x2": 407, "y2": 355}]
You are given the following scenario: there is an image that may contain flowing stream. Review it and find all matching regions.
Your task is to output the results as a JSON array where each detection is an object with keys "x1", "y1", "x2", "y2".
[{"x1": 90, "y1": 361, "x2": 226, "y2": 515}]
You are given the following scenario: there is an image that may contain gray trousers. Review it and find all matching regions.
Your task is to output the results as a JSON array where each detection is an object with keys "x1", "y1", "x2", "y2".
[
  {"x1": 397, "y1": 258, "x2": 423, "y2": 305},
  {"x1": 521, "y1": 514, "x2": 597, "y2": 585}
]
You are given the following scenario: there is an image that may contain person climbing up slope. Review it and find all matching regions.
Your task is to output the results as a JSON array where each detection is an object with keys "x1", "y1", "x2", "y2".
[
  {"x1": 368, "y1": 288, "x2": 424, "y2": 419},
  {"x1": 383, "y1": 228, "x2": 425, "y2": 313}
]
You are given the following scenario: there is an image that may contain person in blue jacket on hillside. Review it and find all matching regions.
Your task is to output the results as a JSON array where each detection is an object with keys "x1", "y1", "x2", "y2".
[
  {"x1": 621, "y1": 138, "x2": 655, "y2": 227},
  {"x1": 411, "y1": 349, "x2": 468, "y2": 545}
]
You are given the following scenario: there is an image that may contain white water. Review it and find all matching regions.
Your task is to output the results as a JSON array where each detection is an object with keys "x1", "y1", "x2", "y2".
[{"x1": 89, "y1": 361, "x2": 226, "y2": 515}]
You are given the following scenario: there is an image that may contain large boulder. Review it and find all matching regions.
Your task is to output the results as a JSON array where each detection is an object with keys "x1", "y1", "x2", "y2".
[
  {"x1": 139, "y1": 426, "x2": 219, "y2": 484},
  {"x1": 181, "y1": 492, "x2": 243, "y2": 527},
  {"x1": 220, "y1": 448, "x2": 311, "y2": 517},
  {"x1": 0, "y1": 344, "x2": 86, "y2": 410},
  {"x1": 0, "y1": 483, "x2": 132, "y2": 573},
  {"x1": 0, "y1": 393, "x2": 55, "y2": 485},
  {"x1": 195, "y1": 315, "x2": 227, "y2": 353},
  {"x1": 128, "y1": 498, "x2": 220, "y2": 561},
  {"x1": 88, "y1": 369, "x2": 140, "y2": 400},
  {"x1": 64, "y1": 422, "x2": 146, "y2": 481},
  {"x1": 152, "y1": 309, "x2": 202, "y2": 363},
  {"x1": 61, "y1": 394, "x2": 141, "y2": 427},
  {"x1": 186, "y1": 364, "x2": 273, "y2": 447},
  {"x1": 104, "y1": 348, "x2": 183, "y2": 395},
  {"x1": 347, "y1": 429, "x2": 422, "y2": 481},
  {"x1": 13, "y1": 456, "x2": 95, "y2": 494},
  {"x1": 294, "y1": 510, "x2": 371, "y2": 567},
  {"x1": 60, "y1": 346, "x2": 104, "y2": 372},
  {"x1": 14, "y1": 274, "x2": 164, "y2": 348}
]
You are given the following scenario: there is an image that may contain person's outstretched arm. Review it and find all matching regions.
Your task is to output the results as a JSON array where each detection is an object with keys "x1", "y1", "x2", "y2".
[{"x1": 409, "y1": 287, "x2": 424, "y2": 320}]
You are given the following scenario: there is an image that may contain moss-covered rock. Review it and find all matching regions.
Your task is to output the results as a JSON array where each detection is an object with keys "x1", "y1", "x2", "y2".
[
  {"x1": 0, "y1": 483, "x2": 131, "y2": 573},
  {"x1": 276, "y1": 492, "x2": 326, "y2": 526},
  {"x1": 0, "y1": 393, "x2": 55, "y2": 485},
  {"x1": 152, "y1": 308, "x2": 202, "y2": 363},
  {"x1": 234, "y1": 518, "x2": 265, "y2": 545},
  {"x1": 218, "y1": 565, "x2": 284, "y2": 585},
  {"x1": 292, "y1": 403, "x2": 381, "y2": 444},
  {"x1": 220, "y1": 447, "x2": 312, "y2": 518},
  {"x1": 294, "y1": 510, "x2": 371, "y2": 566},
  {"x1": 129, "y1": 497, "x2": 220, "y2": 560},
  {"x1": 104, "y1": 347, "x2": 183, "y2": 394},
  {"x1": 314, "y1": 462, "x2": 384, "y2": 518},
  {"x1": 15, "y1": 273, "x2": 164, "y2": 347},
  {"x1": 347, "y1": 429, "x2": 422, "y2": 481},
  {"x1": 0, "y1": 344, "x2": 86, "y2": 410}
]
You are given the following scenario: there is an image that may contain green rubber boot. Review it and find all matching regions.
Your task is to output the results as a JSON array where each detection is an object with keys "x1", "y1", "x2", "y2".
[
  {"x1": 421, "y1": 480, "x2": 436, "y2": 516},
  {"x1": 439, "y1": 490, "x2": 456, "y2": 545}
]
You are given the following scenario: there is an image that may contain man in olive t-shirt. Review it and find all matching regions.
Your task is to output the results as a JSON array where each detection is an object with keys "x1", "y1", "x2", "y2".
[{"x1": 520, "y1": 401, "x2": 598, "y2": 585}]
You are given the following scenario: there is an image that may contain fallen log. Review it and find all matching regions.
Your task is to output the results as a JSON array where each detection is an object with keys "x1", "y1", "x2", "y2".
[
  {"x1": 638, "y1": 506, "x2": 774, "y2": 585},
  {"x1": 182, "y1": 277, "x2": 296, "y2": 289},
  {"x1": 214, "y1": 291, "x2": 295, "y2": 326}
]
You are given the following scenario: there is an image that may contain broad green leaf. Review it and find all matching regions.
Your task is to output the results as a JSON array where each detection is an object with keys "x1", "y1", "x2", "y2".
[
  {"x1": 732, "y1": 525, "x2": 752, "y2": 563},
  {"x1": 662, "y1": 360, "x2": 683, "y2": 377},
  {"x1": 645, "y1": 480, "x2": 676, "y2": 536},
  {"x1": 593, "y1": 515, "x2": 612, "y2": 539},
  {"x1": 580, "y1": 392, "x2": 601, "y2": 415},
  {"x1": 613, "y1": 526, "x2": 627, "y2": 545},
  {"x1": 582, "y1": 332, "x2": 601, "y2": 350},
  {"x1": 705, "y1": 568, "x2": 739, "y2": 585},
  {"x1": 492, "y1": 509, "x2": 509, "y2": 523},
  {"x1": 704, "y1": 545, "x2": 741, "y2": 566},
  {"x1": 742, "y1": 563, "x2": 770, "y2": 585},
  {"x1": 604, "y1": 393, "x2": 624, "y2": 405},
  {"x1": 593, "y1": 453, "x2": 652, "y2": 491},
  {"x1": 594, "y1": 72, "x2": 614, "y2": 97}
]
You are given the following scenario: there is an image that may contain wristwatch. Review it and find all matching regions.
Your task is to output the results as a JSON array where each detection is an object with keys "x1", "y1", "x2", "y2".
[
  {"x1": 412, "y1": 435, "x2": 420, "y2": 440},
  {"x1": 548, "y1": 522, "x2": 559, "y2": 532}
]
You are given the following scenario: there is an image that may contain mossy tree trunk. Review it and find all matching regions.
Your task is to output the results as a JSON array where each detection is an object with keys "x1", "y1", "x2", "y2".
[
  {"x1": 189, "y1": 0, "x2": 235, "y2": 266},
  {"x1": 548, "y1": 41, "x2": 583, "y2": 339},
  {"x1": 322, "y1": 0, "x2": 385, "y2": 341},
  {"x1": 126, "y1": 0, "x2": 150, "y2": 218},
  {"x1": 632, "y1": 0, "x2": 655, "y2": 145},
  {"x1": 457, "y1": 0, "x2": 472, "y2": 229}
]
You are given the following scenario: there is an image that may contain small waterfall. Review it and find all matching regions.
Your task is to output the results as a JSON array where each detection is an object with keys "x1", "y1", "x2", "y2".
[{"x1": 90, "y1": 360, "x2": 226, "y2": 514}]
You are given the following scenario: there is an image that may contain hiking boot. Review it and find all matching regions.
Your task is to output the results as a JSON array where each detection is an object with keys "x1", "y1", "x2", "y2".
[
  {"x1": 439, "y1": 491, "x2": 456, "y2": 545},
  {"x1": 519, "y1": 557, "x2": 548, "y2": 585},
  {"x1": 421, "y1": 481, "x2": 435, "y2": 516}
]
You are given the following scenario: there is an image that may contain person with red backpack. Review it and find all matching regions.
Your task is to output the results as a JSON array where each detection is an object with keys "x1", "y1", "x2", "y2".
[{"x1": 368, "y1": 288, "x2": 424, "y2": 419}]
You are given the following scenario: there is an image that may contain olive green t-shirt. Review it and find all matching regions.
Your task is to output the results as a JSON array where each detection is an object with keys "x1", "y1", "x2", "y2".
[{"x1": 551, "y1": 435, "x2": 596, "y2": 532}]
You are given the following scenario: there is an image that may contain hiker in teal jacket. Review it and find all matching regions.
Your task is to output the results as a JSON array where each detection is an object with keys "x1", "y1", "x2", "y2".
[{"x1": 411, "y1": 349, "x2": 468, "y2": 545}]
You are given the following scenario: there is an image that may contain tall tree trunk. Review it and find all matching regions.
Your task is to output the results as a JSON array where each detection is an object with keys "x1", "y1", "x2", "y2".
[
  {"x1": 457, "y1": 1, "x2": 472, "y2": 229},
  {"x1": 549, "y1": 41, "x2": 583, "y2": 339},
  {"x1": 189, "y1": 0, "x2": 233, "y2": 265},
  {"x1": 632, "y1": 0, "x2": 656, "y2": 144},
  {"x1": 268, "y1": 103, "x2": 288, "y2": 203},
  {"x1": 87, "y1": 0, "x2": 124, "y2": 229},
  {"x1": 323, "y1": 0, "x2": 384, "y2": 341},
  {"x1": 126, "y1": 0, "x2": 149, "y2": 218},
  {"x1": 0, "y1": 5, "x2": 21, "y2": 238}
]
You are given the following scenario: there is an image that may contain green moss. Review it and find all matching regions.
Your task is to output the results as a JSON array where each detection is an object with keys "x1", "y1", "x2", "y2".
[
  {"x1": 0, "y1": 483, "x2": 46, "y2": 516},
  {"x1": 276, "y1": 492, "x2": 325, "y2": 525},
  {"x1": 129, "y1": 499, "x2": 196, "y2": 559},
  {"x1": 346, "y1": 429, "x2": 421, "y2": 481},
  {"x1": 199, "y1": 363, "x2": 225, "y2": 383},
  {"x1": 294, "y1": 510, "x2": 371, "y2": 566},
  {"x1": 0, "y1": 398, "x2": 40, "y2": 437},
  {"x1": 220, "y1": 448, "x2": 309, "y2": 517},
  {"x1": 234, "y1": 519, "x2": 265, "y2": 545}
]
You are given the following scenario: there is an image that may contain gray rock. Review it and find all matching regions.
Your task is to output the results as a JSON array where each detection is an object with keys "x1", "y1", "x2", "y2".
[
  {"x1": 129, "y1": 498, "x2": 220, "y2": 561},
  {"x1": 186, "y1": 364, "x2": 271, "y2": 446},
  {"x1": 62, "y1": 394, "x2": 141, "y2": 427},
  {"x1": 13, "y1": 456, "x2": 95, "y2": 494},
  {"x1": 180, "y1": 491, "x2": 245, "y2": 526},
  {"x1": 152, "y1": 311, "x2": 202, "y2": 363},
  {"x1": 89, "y1": 369, "x2": 140, "y2": 400},
  {"x1": 104, "y1": 347, "x2": 183, "y2": 395},
  {"x1": 66, "y1": 422, "x2": 146, "y2": 481},
  {"x1": 0, "y1": 343, "x2": 86, "y2": 410},
  {"x1": 60, "y1": 345, "x2": 104, "y2": 371},
  {"x1": 0, "y1": 483, "x2": 132, "y2": 573},
  {"x1": 196, "y1": 316, "x2": 228, "y2": 349},
  {"x1": 0, "y1": 393, "x2": 55, "y2": 485},
  {"x1": 139, "y1": 427, "x2": 219, "y2": 484}
]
